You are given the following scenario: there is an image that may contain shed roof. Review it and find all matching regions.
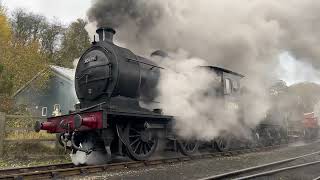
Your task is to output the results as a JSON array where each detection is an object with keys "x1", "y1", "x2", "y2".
[
  {"x1": 12, "y1": 65, "x2": 75, "y2": 98},
  {"x1": 50, "y1": 65, "x2": 75, "y2": 81}
]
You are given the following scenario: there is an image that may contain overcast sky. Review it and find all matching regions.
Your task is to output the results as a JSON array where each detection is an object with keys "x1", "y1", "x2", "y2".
[
  {"x1": 1, "y1": 0, "x2": 318, "y2": 86},
  {"x1": 2, "y1": 0, "x2": 91, "y2": 24},
  {"x1": 277, "y1": 52, "x2": 320, "y2": 86}
]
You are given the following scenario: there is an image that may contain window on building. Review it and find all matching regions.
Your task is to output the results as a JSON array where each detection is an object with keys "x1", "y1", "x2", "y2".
[
  {"x1": 42, "y1": 107, "x2": 47, "y2": 116},
  {"x1": 52, "y1": 104, "x2": 61, "y2": 116},
  {"x1": 54, "y1": 104, "x2": 61, "y2": 111}
]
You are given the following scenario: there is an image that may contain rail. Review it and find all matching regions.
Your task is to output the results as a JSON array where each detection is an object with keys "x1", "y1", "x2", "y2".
[
  {"x1": 1, "y1": 139, "x2": 319, "y2": 179},
  {"x1": 0, "y1": 144, "x2": 287, "y2": 179},
  {"x1": 200, "y1": 148, "x2": 320, "y2": 180}
]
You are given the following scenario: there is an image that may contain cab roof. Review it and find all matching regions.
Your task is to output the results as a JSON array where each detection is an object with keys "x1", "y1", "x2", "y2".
[{"x1": 200, "y1": 66, "x2": 245, "y2": 78}]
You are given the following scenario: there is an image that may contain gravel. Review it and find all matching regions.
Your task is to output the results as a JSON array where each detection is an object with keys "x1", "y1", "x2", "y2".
[{"x1": 68, "y1": 140, "x2": 320, "y2": 180}]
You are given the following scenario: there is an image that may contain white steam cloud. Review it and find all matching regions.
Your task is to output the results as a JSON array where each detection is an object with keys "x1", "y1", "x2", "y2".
[
  {"x1": 156, "y1": 55, "x2": 237, "y2": 140},
  {"x1": 152, "y1": 51, "x2": 269, "y2": 140},
  {"x1": 70, "y1": 142, "x2": 109, "y2": 165},
  {"x1": 86, "y1": 0, "x2": 320, "y2": 140}
]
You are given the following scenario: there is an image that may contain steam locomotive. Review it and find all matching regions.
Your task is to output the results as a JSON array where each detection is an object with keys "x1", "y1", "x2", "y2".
[{"x1": 34, "y1": 27, "x2": 296, "y2": 164}]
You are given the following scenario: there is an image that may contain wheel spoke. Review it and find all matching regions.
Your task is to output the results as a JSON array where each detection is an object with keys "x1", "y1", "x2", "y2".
[
  {"x1": 143, "y1": 143, "x2": 148, "y2": 154},
  {"x1": 130, "y1": 138, "x2": 140, "y2": 146},
  {"x1": 179, "y1": 140, "x2": 198, "y2": 155},
  {"x1": 129, "y1": 135, "x2": 141, "y2": 137},
  {"x1": 217, "y1": 137, "x2": 228, "y2": 151},
  {"x1": 186, "y1": 142, "x2": 195, "y2": 152},
  {"x1": 134, "y1": 141, "x2": 141, "y2": 153},
  {"x1": 139, "y1": 142, "x2": 143, "y2": 154},
  {"x1": 130, "y1": 128, "x2": 141, "y2": 134},
  {"x1": 219, "y1": 139, "x2": 225, "y2": 149},
  {"x1": 146, "y1": 142, "x2": 152, "y2": 150}
]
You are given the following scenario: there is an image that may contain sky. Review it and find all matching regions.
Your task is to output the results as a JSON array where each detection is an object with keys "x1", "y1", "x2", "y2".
[
  {"x1": 1, "y1": 0, "x2": 318, "y2": 86},
  {"x1": 277, "y1": 52, "x2": 320, "y2": 86},
  {"x1": 2, "y1": 0, "x2": 91, "y2": 24}
]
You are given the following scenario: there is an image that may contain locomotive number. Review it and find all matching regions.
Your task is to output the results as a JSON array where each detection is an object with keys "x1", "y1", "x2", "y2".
[
  {"x1": 226, "y1": 102, "x2": 239, "y2": 110},
  {"x1": 84, "y1": 56, "x2": 97, "y2": 64}
]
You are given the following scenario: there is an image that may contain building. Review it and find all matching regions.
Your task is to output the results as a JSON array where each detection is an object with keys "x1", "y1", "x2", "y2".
[{"x1": 13, "y1": 65, "x2": 79, "y2": 117}]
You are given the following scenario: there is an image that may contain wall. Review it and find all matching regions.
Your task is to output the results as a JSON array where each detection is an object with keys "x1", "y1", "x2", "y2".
[{"x1": 14, "y1": 74, "x2": 78, "y2": 117}]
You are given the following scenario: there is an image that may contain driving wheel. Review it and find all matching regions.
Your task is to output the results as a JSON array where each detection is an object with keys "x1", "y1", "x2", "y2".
[
  {"x1": 177, "y1": 139, "x2": 199, "y2": 156},
  {"x1": 123, "y1": 122, "x2": 158, "y2": 160}
]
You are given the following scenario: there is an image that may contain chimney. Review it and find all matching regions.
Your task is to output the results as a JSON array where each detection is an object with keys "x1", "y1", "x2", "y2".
[{"x1": 96, "y1": 27, "x2": 116, "y2": 43}]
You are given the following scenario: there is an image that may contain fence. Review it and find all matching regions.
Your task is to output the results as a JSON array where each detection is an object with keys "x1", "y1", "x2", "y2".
[{"x1": 0, "y1": 112, "x2": 57, "y2": 156}]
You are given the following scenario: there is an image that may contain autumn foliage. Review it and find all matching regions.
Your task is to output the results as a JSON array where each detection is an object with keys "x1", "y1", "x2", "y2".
[
  {"x1": 0, "y1": 7, "x2": 11, "y2": 42},
  {"x1": 0, "y1": 5, "x2": 90, "y2": 112}
]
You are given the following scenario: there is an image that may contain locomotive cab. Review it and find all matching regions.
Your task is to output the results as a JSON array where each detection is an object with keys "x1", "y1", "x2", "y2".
[
  {"x1": 200, "y1": 66, "x2": 244, "y2": 98},
  {"x1": 200, "y1": 66, "x2": 247, "y2": 151}
]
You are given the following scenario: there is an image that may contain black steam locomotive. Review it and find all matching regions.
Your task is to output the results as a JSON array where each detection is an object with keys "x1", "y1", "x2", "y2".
[{"x1": 34, "y1": 27, "x2": 281, "y2": 164}]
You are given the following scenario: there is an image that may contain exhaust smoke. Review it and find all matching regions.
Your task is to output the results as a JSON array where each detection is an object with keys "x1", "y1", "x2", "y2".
[{"x1": 87, "y1": 0, "x2": 320, "y2": 140}]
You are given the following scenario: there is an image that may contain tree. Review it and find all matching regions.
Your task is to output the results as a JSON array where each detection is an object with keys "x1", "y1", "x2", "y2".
[
  {"x1": 1, "y1": 8, "x2": 48, "y2": 93},
  {"x1": 0, "y1": 9, "x2": 90, "y2": 111},
  {"x1": 0, "y1": 5, "x2": 14, "y2": 111},
  {"x1": 57, "y1": 19, "x2": 91, "y2": 67},
  {"x1": 10, "y1": 9, "x2": 46, "y2": 44},
  {"x1": 10, "y1": 9, "x2": 64, "y2": 60},
  {"x1": 0, "y1": 5, "x2": 13, "y2": 94},
  {"x1": 40, "y1": 20, "x2": 64, "y2": 60},
  {"x1": 0, "y1": 5, "x2": 11, "y2": 42},
  {"x1": 0, "y1": 7, "x2": 60, "y2": 112}
]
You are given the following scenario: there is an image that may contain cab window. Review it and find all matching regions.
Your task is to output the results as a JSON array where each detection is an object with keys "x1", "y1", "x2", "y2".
[
  {"x1": 232, "y1": 80, "x2": 239, "y2": 91},
  {"x1": 224, "y1": 78, "x2": 232, "y2": 94}
]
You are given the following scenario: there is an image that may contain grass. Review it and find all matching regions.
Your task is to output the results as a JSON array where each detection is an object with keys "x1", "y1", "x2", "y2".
[
  {"x1": 6, "y1": 131, "x2": 55, "y2": 140},
  {"x1": 0, "y1": 115, "x2": 71, "y2": 169},
  {"x1": 0, "y1": 141, "x2": 71, "y2": 169},
  {"x1": 5, "y1": 115, "x2": 55, "y2": 139},
  {"x1": 0, "y1": 155, "x2": 70, "y2": 169}
]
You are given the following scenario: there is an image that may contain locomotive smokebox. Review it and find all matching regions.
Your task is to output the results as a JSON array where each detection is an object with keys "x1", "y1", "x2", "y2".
[
  {"x1": 76, "y1": 27, "x2": 160, "y2": 108},
  {"x1": 96, "y1": 27, "x2": 116, "y2": 43}
]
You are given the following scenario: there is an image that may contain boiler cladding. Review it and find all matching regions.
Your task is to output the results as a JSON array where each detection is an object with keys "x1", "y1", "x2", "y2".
[{"x1": 75, "y1": 27, "x2": 160, "y2": 108}]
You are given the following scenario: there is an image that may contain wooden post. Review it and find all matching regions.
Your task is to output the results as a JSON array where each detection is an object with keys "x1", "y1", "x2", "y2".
[{"x1": 0, "y1": 112, "x2": 5, "y2": 157}]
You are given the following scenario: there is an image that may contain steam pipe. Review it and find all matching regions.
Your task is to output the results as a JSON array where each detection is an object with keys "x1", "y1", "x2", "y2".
[
  {"x1": 57, "y1": 133, "x2": 71, "y2": 150},
  {"x1": 71, "y1": 132, "x2": 93, "y2": 154},
  {"x1": 34, "y1": 120, "x2": 56, "y2": 132}
]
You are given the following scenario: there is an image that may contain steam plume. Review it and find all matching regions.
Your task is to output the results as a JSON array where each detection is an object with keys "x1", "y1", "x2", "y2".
[
  {"x1": 88, "y1": 0, "x2": 320, "y2": 72},
  {"x1": 70, "y1": 142, "x2": 109, "y2": 165},
  {"x1": 87, "y1": 0, "x2": 320, "y2": 140}
]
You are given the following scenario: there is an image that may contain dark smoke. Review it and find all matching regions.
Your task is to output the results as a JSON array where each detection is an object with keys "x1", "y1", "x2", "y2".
[
  {"x1": 87, "y1": 0, "x2": 320, "y2": 74},
  {"x1": 87, "y1": 0, "x2": 163, "y2": 39}
]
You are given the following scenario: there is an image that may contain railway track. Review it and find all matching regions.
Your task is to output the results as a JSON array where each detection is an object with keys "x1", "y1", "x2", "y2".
[
  {"x1": 200, "y1": 148, "x2": 320, "y2": 180},
  {"x1": 2, "y1": 140, "x2": 320, "y2": 180},
  {"x1": 0, "y1": 144, "x2": 287, "y2": 180}
]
